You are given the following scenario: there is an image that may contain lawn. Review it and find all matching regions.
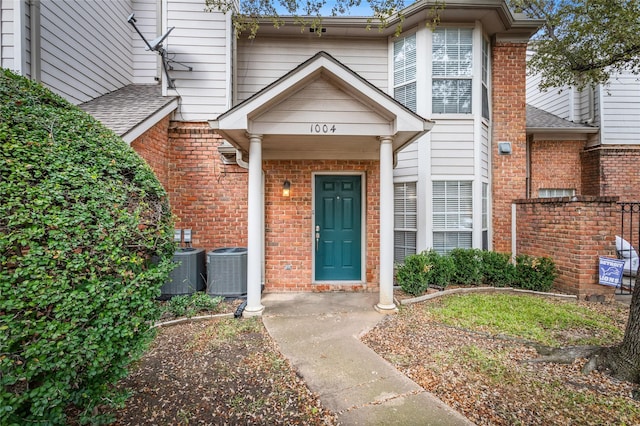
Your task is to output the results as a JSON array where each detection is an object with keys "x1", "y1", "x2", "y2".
[{"x1": 363, "y1": 292, "x2": 639, "y2": 426}]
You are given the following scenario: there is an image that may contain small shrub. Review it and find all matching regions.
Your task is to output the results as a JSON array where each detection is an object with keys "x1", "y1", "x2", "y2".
[
  {"x1": 480, "y1": 251, "x2": 515, "y2": 287},
  {"x1": 397, "y1": 253, "x2": 431, "y2": 296},
  {"x1": 514, "y1": 255, "x2": 557, "y2": 292},
  {"x1": 164, "y1": 292, "x2": 224, "y2": 318},
  {"x1": 397, "y1": 250, "x2": 455, "y2": 296},
  {"x1": 450, "y1": 248, "x2": 483, "y2": 285}
]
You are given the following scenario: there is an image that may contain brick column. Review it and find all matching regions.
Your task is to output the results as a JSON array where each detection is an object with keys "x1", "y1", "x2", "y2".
[{"x1": 491, "y1": 42, "x2": 528, "y2": 253}]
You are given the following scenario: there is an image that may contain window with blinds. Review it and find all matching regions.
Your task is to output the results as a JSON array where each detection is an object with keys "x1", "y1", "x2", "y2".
[
  {"x1": 433, "y1": 181, "x2": 473, "y2": 254},
  {"x1": 432, "y1": 28, "x2": 473, "y2": 114},
  {"x1": 482, "y1": 38, "x2": 490, "y2": 120},
  {"x1": 394, "y1": 182, "x2": 417, "y2": 263},
  {"x1": 393, "y1": 34, "x2": 417, "y2": 112}
]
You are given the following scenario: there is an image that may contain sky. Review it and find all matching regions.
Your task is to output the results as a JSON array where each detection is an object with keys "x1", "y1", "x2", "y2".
[{"x1": 270, "y1": 1, "x2": 408, "y2": 17}]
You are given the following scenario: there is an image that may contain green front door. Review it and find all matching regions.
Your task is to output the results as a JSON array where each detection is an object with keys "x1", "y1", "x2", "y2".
[{"x1": 315, "y1": 175, "x2": 362, "y2": 281}]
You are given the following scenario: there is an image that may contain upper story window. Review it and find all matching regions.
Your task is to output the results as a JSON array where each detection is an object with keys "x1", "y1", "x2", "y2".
[
  {"x1": 393, "y1": 34, "x2": 417, "y2": 112},
  {"x1": 432, "y1": 28, "x2": 473, "y2": 114},
  {"x1": 482, "y1": 37, "x2": 490, "y2": 120}
]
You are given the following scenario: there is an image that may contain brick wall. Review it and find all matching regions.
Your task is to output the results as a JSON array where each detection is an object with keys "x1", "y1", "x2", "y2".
[
  {"x1": 581, "y1": 146, "x2": 640, "y2": 201},
  {"x1": 530, "y1": 139, "x2": 585, "y2": 197},
  {"x1": 130, "y1": 115, "x2": 171, "y2": 189},
  {"x1": 514, "y1": 196, "x2": 619, "y2": 296},
  {"x1": 263, "y1": 160, "x2": 380, "y2": 292},
  {"x1": 167, "y1": 122, "x2": 248, "y2": 251},
  {"x1": 491, "y1": 42, "x2": 528, "y2": 252}
]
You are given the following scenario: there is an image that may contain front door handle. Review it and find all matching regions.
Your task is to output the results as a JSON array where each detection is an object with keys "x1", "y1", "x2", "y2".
[{"x1": 315, "y1": 225, "x2": 320, "y2": 251}]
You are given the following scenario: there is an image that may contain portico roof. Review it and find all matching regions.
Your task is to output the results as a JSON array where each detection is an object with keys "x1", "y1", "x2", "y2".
[{"x1": 210, "y1": 51, "x2": 433, "y2": 160}]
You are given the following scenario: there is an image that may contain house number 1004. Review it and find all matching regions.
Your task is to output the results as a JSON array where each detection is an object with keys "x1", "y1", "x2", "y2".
[{"x1": 310, "y1": 124, "x2": 337, "y2": 134}]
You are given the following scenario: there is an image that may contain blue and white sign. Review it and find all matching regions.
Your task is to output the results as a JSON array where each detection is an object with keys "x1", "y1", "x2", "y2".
[{"x1": 599, "y1": 257, "x2": 626, "y2": 287}]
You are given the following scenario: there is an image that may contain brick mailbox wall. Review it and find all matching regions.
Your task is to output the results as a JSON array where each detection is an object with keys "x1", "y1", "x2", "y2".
[{"x1": 514, "y1": 196, "x2": 619, "y2": 296}]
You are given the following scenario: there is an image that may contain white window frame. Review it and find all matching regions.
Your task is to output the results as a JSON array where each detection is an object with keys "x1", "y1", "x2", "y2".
[
  {"x1": 432, "y1": 180, "x2": 473, "y2": 254},
  {"x1": 432, "y1": 27, "x2": 473, "y2": 115},
  {"x1": 394, "y1": 181, "x2": 418, "y2": 263},
  {"x1": 392, "y1": 32, "x2": 417, "y2": 112}
]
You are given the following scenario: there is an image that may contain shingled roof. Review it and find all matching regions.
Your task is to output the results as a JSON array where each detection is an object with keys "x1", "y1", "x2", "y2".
[
  {"x1": 526, "y1": 104, "x2": 598, "y2": 134},
  {"x1": 79, "y1": 84, "x2": 178, "y2": 144}
]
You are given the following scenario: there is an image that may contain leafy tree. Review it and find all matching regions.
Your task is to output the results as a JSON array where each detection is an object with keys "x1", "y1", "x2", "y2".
[
  {"x1": 0, "y1": 69, "x2": 175, "y2": 423},
  {"x1": 512, "y1": 0, "x2": 640, "y2": 90},
  {"x1": 205, "y1": 0, "x2": 442, "y2": 37},
  {"x1": 512, "y1": 0, "x2": 640, "y2": 385}
]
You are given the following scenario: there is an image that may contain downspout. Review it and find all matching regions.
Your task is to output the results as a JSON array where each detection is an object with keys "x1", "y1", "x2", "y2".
[
  {"x1": 526, "y1": 134, "x2": 532, "y2": 198},
  {"x1": 29, "y1": 0, "x2": 40, "y2": 82}
]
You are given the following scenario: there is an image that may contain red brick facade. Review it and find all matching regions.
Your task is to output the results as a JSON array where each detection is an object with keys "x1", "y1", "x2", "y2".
[
  {"x1": 263, "y1": 161, "x2": 380, "y2": 292},
  {"x1": 491, "y1": 42, "x2": 528, "y2": 253},
  {"x1": 581, "y1": 146, "x2": 640, "y2": 201},
  {"x1": 167, "y1": 122, "x2": 248, "y2": 250},
  {"x1": 131, "y1": 121, "x2": 381, "y2": 292},
  {"x1": 529, "y1": 139, "x2": 585, "y2": 197},
  {"x1": 514, "y1": 196, "x2": 619, "y2": 296},
  {"x1": 130, "y1": 115, "x2": 171, "y2": 189}
]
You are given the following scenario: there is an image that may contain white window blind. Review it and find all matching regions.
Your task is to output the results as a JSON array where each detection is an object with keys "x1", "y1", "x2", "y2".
[
  {"x1": 433, "y1": 181, "x2": 473, "y2": 254},
  {"x1": 394, "y1": 34, "x2": 417, "y2": 112},
  {"x1": 394, "y1": 182, "x2": 417, "y2": 263},
  {"x1": 432, "y1": 28, "x2": 473, "y2": 114}
]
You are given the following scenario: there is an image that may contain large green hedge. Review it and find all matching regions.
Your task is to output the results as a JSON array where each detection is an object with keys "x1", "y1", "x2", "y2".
[{"x1": 0, "y1": 69, "x2": 175, "y2": 424}]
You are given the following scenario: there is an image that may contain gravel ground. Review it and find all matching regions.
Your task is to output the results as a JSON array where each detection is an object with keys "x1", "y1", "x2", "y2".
[
  {"x1": 362, "y1": 294, "x2": 640, "y2": 426},
  {"x1": 114, "y1": 318, "x2": 336, "y2": 425}
]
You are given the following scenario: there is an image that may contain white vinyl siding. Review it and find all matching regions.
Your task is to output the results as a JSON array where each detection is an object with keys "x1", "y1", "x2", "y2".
[
  {"x1": 600, "y1": 72, "x2": 640, "y2": 145},
  {"x1": 1, "y1": 0, "x2": 15, "y2": 69},
  {"x1": 166, "y1": 0, "x2": 230, "y2": 120},
  {"x1": 433, "y1": 181, "x2": 473, "y2": 254},
  {"x1": 430, "y1": 119, "x2": 475, "y2": 175},
  {"x1": 526, "y1": 51, "x2": 571, "y2": 119},
  {"x1": 236, "y1": 36, "x2": 388, "y2": 103},
  {"x1": 394, "y1": 141, "x2": 419, "y2": 179},
  {"x1": 393, "y1": 33, "x2": 416, "y2": 112},
  {"x1": 394, "y1": 182, "x2": 417, "y2": 263},
  {"x1": 432, "y1": 28, "x2": 472, "y2": 114},
  {"x1": 131, "y1": 0, "x2": 159, "y2": 84},
  {"x1": 39, "y1": 0, "x2": 133, "y2": 104}
]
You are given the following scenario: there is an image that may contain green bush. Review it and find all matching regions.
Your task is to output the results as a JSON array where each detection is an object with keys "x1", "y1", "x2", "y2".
[
  {"x1": 450, "y1": 248, "x2": 483, "y2": 285},
  {"x1": 396, "y1": 250, "x2": 455, "y2": 296},
  {"x1": 480, "y1": 251, "x2": 515, "y2": 287},
  {"x1": 0, "y1": 69, "x2": 175, "y2": 424},
  {"x1": 164, "y1": 293, "x2": 224, "y2": 318},
  {"x1": 514, "y1": 254, "x2": 557, "y2": 292}
]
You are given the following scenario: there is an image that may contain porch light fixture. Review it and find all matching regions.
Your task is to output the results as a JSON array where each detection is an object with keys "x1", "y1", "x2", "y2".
[
  {"x1": 282, "y1": 180, "x2": 291, "y2": 197},
  {"x1": 498, "y1": 142, "x2": 512, "y2": 155}
]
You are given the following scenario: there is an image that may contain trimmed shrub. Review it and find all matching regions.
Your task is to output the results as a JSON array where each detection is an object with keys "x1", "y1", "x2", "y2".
[
  {"x1": 450, "y1": 248, "x2": 483, "y2": 285},
  {"x1": 0, "y1": 69, "x2": 175, "y2": 424},
  {"x1": 396, "y1": 250, "x2": 455, "y2": 296},
  {"x1": 514, "y1": 254, "x2": 557, "y2": 292},
  {"x1": 480, "y1": 251, "x2": 515, "y2": 287}
]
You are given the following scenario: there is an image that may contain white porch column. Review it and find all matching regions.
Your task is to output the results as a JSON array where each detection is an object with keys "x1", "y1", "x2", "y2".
[
  {"x1": 244, "y1": 134, "x2": 265, "y2": 316},
  {"x1": 377, "y1": 136, "x2": 397, "y2": 312}
]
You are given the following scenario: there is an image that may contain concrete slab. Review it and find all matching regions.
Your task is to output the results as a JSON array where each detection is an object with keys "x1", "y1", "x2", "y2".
[{"x1": 262, "y1": 292, "x2": 474, "y2": 426}]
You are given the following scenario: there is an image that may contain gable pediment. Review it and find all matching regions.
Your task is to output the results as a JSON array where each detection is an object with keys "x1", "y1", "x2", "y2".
[
  {"x1": 250, "y1": 77, "x2": 394, "y2": 137},
  {"x1": 210, "y1": 52, "x2": 432, "y2": 160}
]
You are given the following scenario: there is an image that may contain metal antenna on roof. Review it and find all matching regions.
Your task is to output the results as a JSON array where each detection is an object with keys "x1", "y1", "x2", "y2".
[{"x1": 127, "y1": 13, "x2": 192, "y2": 89}]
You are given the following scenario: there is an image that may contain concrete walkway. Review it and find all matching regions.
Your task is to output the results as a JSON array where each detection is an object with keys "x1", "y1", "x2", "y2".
[{"x1": 262, "y1": 292, "x2": 474, "y2": 426}]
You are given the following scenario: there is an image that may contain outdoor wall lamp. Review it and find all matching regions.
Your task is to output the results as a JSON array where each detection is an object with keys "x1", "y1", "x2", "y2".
[
  {"x1": 282, "y1": 180, "x2": 291, "y2": 197},
  {"x1": 498, "y1": 141, "x2": 512, "y2": 155}
]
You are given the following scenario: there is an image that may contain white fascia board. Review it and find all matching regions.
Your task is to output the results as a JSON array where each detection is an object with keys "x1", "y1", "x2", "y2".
[{"x1": 122, "y1": 98, "x2": 178, "y2": 145}]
